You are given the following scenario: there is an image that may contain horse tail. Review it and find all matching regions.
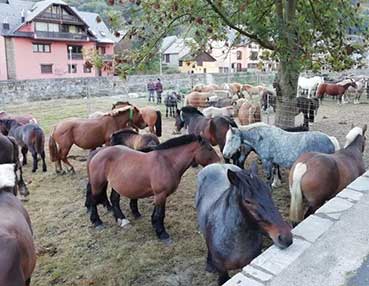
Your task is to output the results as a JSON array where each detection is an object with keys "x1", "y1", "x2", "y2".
[
  {"x1": 289, "y1": 162, "x2": 307, "y2": 223},
  {"x1": 328, "y1": 136, "x2": 340, "y2": 152},
  {"x1": 35, "y1": 128, "x2": 45, "y2": 155},
  {"x1": 48, "y1": 129, "x2": 59, "y2": 162},
  {"x1": 155, "y1": 110, "x2": 162, "y2": 137}
]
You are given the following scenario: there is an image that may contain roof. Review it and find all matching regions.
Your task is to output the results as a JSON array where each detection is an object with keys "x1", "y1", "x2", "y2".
[
  {"x1": 78, "y1": 11, "x2": 115, "y2": 44},
  {"x1": 0, "y1": 0, "x2": 114, "y2": 44},
  {"x1": 180, "y1": 51, "x2": 216, "y2": 62},
  {"x1": 162, "y1": 37, "x2": 194, "y2": 61},
  {"x1": 0, "y1": 0, "x2": 34, "y2": 35},
  {"x1": 160, "y1": 35, "x2": 177, "y2": 53}
]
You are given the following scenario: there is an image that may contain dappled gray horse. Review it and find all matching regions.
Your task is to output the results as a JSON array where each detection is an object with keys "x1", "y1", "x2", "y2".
[
  {"x1": 223, "y1": 122, "x2": 340, "y2": 186},
  {"x1": 196, "y1": 163, "x2": 292, "y2": 285}
]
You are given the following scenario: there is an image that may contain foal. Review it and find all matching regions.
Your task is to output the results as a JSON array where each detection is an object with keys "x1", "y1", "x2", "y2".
[
  {"x1": 289, "y1": 125, "x2": 367, "y2": 224},
  {"x1": 0, "y1": 119, "x2": 47, "y2": 172}
]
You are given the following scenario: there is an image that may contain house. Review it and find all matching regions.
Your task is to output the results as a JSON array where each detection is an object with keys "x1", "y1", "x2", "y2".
[
  {"x1": 160, "y1": 36, "x2": 192, "y2": 68},
  {"x1": 0, "y1": 0, "x2": 115, "y2": 81},
  {"x1": 178, "y1": 52, "x2": 217, "y2": 74}
]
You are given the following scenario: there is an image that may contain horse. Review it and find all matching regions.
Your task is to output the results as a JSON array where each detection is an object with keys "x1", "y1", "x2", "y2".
[
  {"x1": 164, "y1": 92, "x2": 181, "y2": 118},
  {"x1": 0, "y1": 111, "x2": 38, "y2": 125},
  {"x1": 110, "y1": 128, "x2": 160, "y2": 149},
  {"x1": 184, "y1": 91, "x2": 212, "y2": 108},
  {"x1": 222, "y1": 122, "x2": 340, "y2": 187},
  {"x1": 316, "y1": 81, "x2": 357, "y2": 104},
  {"x1": 241, "y1": 84, "x2": 267, "y2": 99},
  {"x1": 112, "y1": 101, "x2": 162, "y2": 137},
  {"x1": 0, "y1": 163, "x2": 36, "y2": 286},
  {"x1": 0, "y1": 134, "x2": 29, "y2": 198},
  {"x1": 238, "y1": 102, "x2": 261, "y2": 126},
  {"x1": 196, "y1": 163, "x2": 292, "y2": 285},
  {"x1": 342, "y1": 78, "x2": 368, "y2": 104},
  {"x1": 202, "y1": 106, "x2": 234, "y2": 118},
  {"x1": 297, "y1": 76, "x2": 324, "y2": 98},
  {"x1": 260, "y1": 89, "x2": 276, "y2": 111},
  {"x1": 49, "y1": 106, "x2": 146, "y2": 173},
  {"x1": 0, "y1": 119, "x2": 47, "y2": 173},
  {"x1": 85, "y1": 134, "x2": 220, "y2": 244},
  {"x1": 289, "y1": 125, "x2": 367, "y2": 225},
  {"x1": 193, "y1": 84, "x2": 222, "y2": 93}
]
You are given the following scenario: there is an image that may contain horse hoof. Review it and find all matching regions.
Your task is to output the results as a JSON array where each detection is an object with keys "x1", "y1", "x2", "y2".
[
  {"x1": 19, "y1": 195, "x2": 29, "y2": 202},
  {"x1": 161, "y1": 237, "x2": 173, "y2": 246},
  {"x1": 43, "y1": 168, "x2": 47, "y2": 172},
  {"x1": 95, "y1": 224, "x2": 104, "y2": 230},
  {"x1": 118, "y1": 218, "x2": 130, "y2": 228},
  {"x1": 32, "y1": 169, "x2": 36, "y2": 173},
  {"x1": 133, "y1": 213, "x2": 142, "y2": 219}
]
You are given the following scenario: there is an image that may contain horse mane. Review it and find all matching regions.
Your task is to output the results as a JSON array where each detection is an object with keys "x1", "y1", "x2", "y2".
[
  {"x1": 112, "y1": 128, "x2": 138, "y2": 136},
  {"x1": 181, "y1": 106, "x2": 204, "y2": 116},
  {"x1": 112, "y1": 101, "x2": 131, "y2": 110},
  {"x1": 239, "y1": 122, "x2": 269, "y2": 131},
  {"x1": 0, "y1": 164, "x2": 16, "y2": 190},
  {"x1": 344, "y1": 126, "x2": 363, "y2": 148},
  {"x1": 103, "y1": 106, "x2": 134, "y2": 117},
  {"x1": 223, "y1": 116, "x2": 238, "y2": 128},
  {"x1": 151, "y1": 134, "x2": 199, "y2": 150}
]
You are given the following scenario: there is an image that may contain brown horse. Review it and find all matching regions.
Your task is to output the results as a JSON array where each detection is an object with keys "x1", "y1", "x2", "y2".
[
  {"x1": 85, "y1": 134, "x2": 220, "y2": 243},
  {"x1": 289, "y1": 125, "x2": 367, "y2": 224},
  {"x1": 184, "y1": 91, "x2": 211, "y2": 108},
  {"x1": 0, "y1": 119, "x2": 47, "y2": 173},
  {"x1": 0, "y1": 163, "x2": 36, "y2": 286},
  {"x1": 316, "y1": 81, "x2": 357, "y2": 103},
  {"x1": 110, "y1": 128, "x2": 160, "y2": 149},
  {"x1": 112, "y1": 101, "x2": 162, "y2": 137},
  {"x1": 0, "y1": 111, "x2": 38, "y2": 125},
  {"x1": 0, "y1": 134, "x2": 29, "y2": 198},
  {"x1": 238, "y1": 102, "x2": 261, "y2": 125},
  {"x1": 49, "y1": 106, "x2": 146, "y2": 173}
]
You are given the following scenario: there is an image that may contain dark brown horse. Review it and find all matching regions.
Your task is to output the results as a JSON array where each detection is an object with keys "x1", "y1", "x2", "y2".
[
  {"x1": 316, "y1": 81, "x2": 357, "y2": 103},
  {"x1": 0, "y1": 134, "x2": 29, "y2": 198},
  {"x1": 0, "y1": 111, "x2": 38, "y2": 125},
  {"x1": 112, "y1": 101, "x2": 162, "y2": 137},
  {"x1": 85, "y1": 134, "x2": 220, "y2": 243},
  {"x1": 49, "y1": 106, "x2": 146, "y2": 173},
  {"x1": 289, "y1": 125, "x2": 367, "y2": 224},
  {"x1": 0, "y1": 163, "x2": 36, "y2": 285},
  {"x1": 0, "y1": 119, "x2": 47, "y2": 173},
  {"x1": 175, "y1": 106, "x2": 241, "y2": 165},
  {"x1": 110, "y1": 128, "x2": 160, "y2": 149}
]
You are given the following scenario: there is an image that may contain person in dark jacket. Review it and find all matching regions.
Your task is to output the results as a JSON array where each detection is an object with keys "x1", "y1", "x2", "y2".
[
  {"x1": 155, "y1": 78, "x2": 163, "y2": 104},
  {"x1": 147, "y1": 79, "x2": 156, "y2": 102}
]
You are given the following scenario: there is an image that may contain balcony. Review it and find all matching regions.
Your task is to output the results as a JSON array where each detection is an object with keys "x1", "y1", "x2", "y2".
[
  {"x1": 68, "y1": 53, "x2": 83, "y2": 60},
  {"x1": 35, "y1": 31, "x2": 88, "y2": 41},
  {"x1": 36, "y1": 13, "x2": 83, "y2": 24}
]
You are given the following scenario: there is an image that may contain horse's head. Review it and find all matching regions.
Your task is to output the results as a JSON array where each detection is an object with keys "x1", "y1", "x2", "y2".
[
  {"x1": 131, "y1": 106, "x2": 147, "y2": 129},
  {"x1": 345, "y1": 124, "x2": 367, "y2": 153},
  {"x1": 349, "y1": 79, "x2": 358, "y2": 89},
  {"x1": 0, "y1": 119, "x2": 16, "y2": 135},
  {"x1": 175, "y1": 109, "x2": 184, "y2": 132},
  {"x1": 223, "y1": 127, "x2": 242, "y2": 159},
  {"x1": 227, "y1": 163, "x2": 292, "y2": 249},
  {"x1": 194, "y1": 136, "x2": 220, "y2": 166},
  {"x1": 112, "y1": 101, "x2": 131, "y2": 110}
]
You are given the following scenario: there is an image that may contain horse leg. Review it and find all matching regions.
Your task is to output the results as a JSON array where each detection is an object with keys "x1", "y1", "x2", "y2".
[
  {"x1": 205, "y1": 250, "x2": 217, "y2": 273},
  {"x1": 86, "y1": 184, "x2": 107, "y2": 228},
  {"x1": 218, "y1": 271, "x2": 230, "y2": 285},
  {"x1": 26, "y1": 278, "x2": 31, "y2": 286},
  {"x1": 263, "y1": 161, "x2": 274, "y2": 187},
  {"x1": 60, "y1": 145, "x2": 75, "y2": 173},
  {"x1": 29, "y1": 146, "x2": 38, "y2": 173},
  {"x1": 41, "y1": 150, "x2": 47, "y2": 172},
  {"x1": 272, "y1": 164, "x2": 282, "y2": 188},
  {"x1": 151, "y1": 202, "x2": 171, "y2": 243},
  {"x1": 130, "y1": 199, "x2": 141, "y2": 219},
  {"x1": 21, "y1": 146, "x2": 28, "y2": 166},
  {"x1": 166, "y1": 107, "x2": 169, "y2": 118},
  {"x1": 110, "y1": 189, "x2": 130, "y2": 228}
]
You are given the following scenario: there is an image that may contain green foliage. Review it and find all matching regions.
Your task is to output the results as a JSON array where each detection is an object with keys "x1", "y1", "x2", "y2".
[{"x1": 105, "y1": 0, "x2": 368, "y2": 77}]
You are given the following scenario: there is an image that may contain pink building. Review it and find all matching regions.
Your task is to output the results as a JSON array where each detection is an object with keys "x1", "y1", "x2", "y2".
[{"x1": 0, "y1": 0, "x2": 115, "y2": 80}]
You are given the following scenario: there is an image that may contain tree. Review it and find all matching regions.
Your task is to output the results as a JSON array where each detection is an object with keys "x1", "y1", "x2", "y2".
[{"x1": 107, "y1": 0, "x2": 368, "y2": 127}]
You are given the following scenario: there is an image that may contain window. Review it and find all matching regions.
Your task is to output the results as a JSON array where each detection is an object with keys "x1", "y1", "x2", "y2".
[
  {"x1": 236, "y1": 51, "x2": 242, "y2": 60},
  {"x1": 179, "y1": 60, "x2": 183, "y2": 67},
  {"x1": 98, "y1": 46, "x2": 106, "y2": 55},
  {"x1": 35, "y1": 22, "x2": 59, "y2": 32},
  {"x1": 67, "y1": 45, "x2": 83, "y2": 59},
  {"x1": 68, "y1": 64, "x2": 77, "y2": 73},
  {"x1": 32, "y1": 43, "x2": 51, "y2": 53},
  {"x1": 236, "y1": 63, "x2": 242, "y2": 72},
  {"x1": 83, "y1": 64, "x2": 92, "y2": 73},
  {"x1": 41, "y1": 64, "x2": 53, "y2": 74},
  {"x1": 250, "y1": 51, "x2": 258, "y2": 61},
  {"x1": 165, "y1": 54, "x2": 170, "y2": 63}
]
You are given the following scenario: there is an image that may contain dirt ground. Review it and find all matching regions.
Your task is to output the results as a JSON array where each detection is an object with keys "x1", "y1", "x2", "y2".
[{"x1": 3, "y1": 96, "x2": 369, "y2": 286}]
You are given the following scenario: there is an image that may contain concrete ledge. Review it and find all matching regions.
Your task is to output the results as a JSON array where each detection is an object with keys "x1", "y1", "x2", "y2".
[{"x1": 222, "y1": 171, "x2": 369, "y2": 285}]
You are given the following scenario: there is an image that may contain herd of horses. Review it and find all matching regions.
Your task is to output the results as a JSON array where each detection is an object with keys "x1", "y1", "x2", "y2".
[{"x1": 0, "y1": 75, "x2": 367, "y2": 285}]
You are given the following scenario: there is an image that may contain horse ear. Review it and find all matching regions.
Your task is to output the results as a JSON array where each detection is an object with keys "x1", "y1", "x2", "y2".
[
  {"x1": 351, "y1": 123, "x2": 355, "y2": 129},
  {"x1": 227, "y1": 169, "x2": 240, "y2": 186},
  {"x1": 363, "y1": 124, "x2": 367, "y2": 135},
  {"x1": 250, "y1": 161, "x2": 258, "y2": 176}
]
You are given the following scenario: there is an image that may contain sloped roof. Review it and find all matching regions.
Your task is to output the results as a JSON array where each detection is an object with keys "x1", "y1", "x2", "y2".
[
  {"x1": 160, "y1": 35, "x2": 177, "y2": 53},
  {"x1": 25, "y1": 0, "x2": 67, "y2": 22},
  {"x1": 180, "y1": 51, "x2": 216, "y2": 62},
  {"x1": 78, "y1": 11, "x2": 115, "y2": 44},
  {"x1": 0, "y1": 0, "x2": 34, "y2": 35}
]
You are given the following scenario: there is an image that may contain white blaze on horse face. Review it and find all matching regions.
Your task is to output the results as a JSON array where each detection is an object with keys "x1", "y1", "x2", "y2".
[
  {"x1": 0, "y1": 163, "x2": 16, "y2": 189},
  {"x1": 223, "y1": 128, "x2": 241, "y2": 158}
]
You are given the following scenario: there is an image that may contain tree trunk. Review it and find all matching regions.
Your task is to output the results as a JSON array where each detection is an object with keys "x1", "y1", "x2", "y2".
[{"x1": 274, "y1": 62, "x2": 299, "y2": 128}]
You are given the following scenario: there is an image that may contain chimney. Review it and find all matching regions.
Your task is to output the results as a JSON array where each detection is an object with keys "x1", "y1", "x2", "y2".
[
  {"x1": 21, "y1": 9, "x2": 25, "y2": 23},
  {"x1": 2, "y1": 17, "x2": 9, "y2": 31}
]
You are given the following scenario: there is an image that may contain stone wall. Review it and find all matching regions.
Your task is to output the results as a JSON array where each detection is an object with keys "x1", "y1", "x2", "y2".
[{"x1": 0, "y1": 72, "x2": 276, "y2": 104}]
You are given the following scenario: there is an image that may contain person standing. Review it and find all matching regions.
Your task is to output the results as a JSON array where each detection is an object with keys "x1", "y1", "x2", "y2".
[
  {"x1": 155, "y1": 78, "x2": 163, "y2": 104},
  {"x1": 147, "y1": 79, "x2": 156, "y2": 102}
]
